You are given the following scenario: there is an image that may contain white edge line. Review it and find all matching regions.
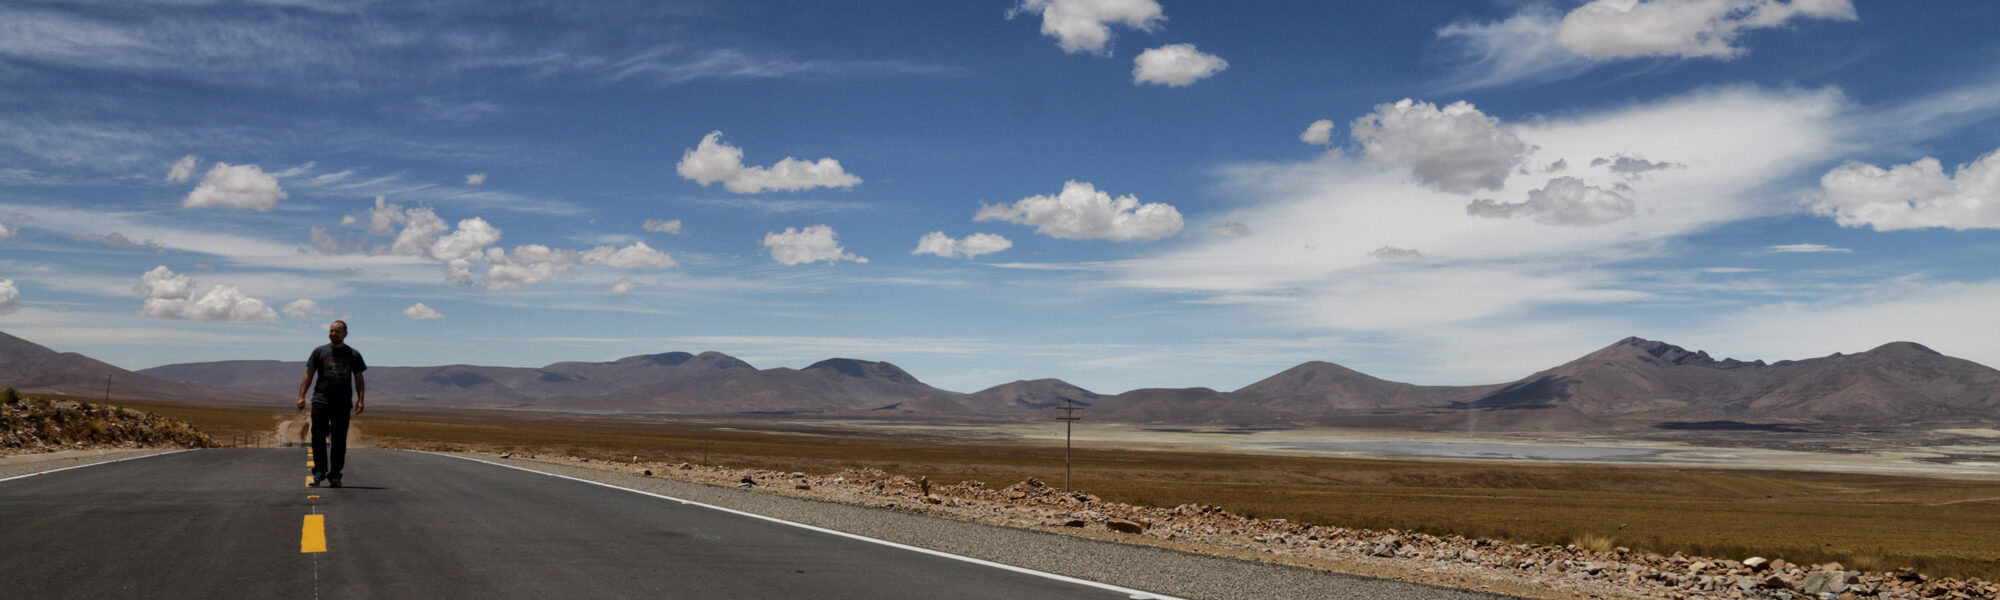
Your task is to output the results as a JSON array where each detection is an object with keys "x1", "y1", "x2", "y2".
[
  {"x1": 425, "y1": 451, "x2": 1187, "y2": 600},
  {"x1": 0, "y1": 449, "x2": 192, "y2": 484}
]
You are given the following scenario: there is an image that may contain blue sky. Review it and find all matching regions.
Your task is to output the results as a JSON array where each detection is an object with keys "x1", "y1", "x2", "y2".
[{"x1": 3, "y1": 0, "x2": 1999, "y2": 394}]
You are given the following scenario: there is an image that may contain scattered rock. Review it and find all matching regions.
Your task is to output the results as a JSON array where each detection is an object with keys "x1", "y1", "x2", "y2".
[
  {"x1": 1106, "y1": 518, "x2": 1148, "y2": 534},
  {"x1": 1061, "y1": 519, "x2": 1086, "y2": 528},
  {"x1": 1745, "y1": 557, "x2": 1769, "y2": 571}
]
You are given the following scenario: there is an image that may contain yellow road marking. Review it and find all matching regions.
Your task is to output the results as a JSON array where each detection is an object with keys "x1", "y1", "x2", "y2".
[
  {"x1": 306, "y1": 476, "x2": 315, "y2": 486},
  {"x1": 307, "y1": 495, "x2": 319, "y2": 500},
  {"x1": 301, "y1": 515, "x2": 326, "y2": 553}
]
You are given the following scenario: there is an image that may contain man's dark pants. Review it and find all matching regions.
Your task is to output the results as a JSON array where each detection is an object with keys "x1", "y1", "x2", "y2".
[{"x1": 309, "y1": 401, "x2": 351, "y2": 480}]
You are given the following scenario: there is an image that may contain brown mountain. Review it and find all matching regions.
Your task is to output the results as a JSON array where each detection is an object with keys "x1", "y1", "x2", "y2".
[
  {"x1": 19, "y1": 329, "x2": 2000, "y2": 430},
  {"x1": 0, "y1": 331, "x2": 267, "y2": 404},
  {"x1": 1459, "y1": 337, "x2": 2000, "y2": 426}
]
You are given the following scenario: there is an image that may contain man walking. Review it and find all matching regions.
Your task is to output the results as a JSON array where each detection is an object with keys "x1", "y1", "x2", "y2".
[{"x1": 298, "y1": 320, "x2": 366, "y2": 488}]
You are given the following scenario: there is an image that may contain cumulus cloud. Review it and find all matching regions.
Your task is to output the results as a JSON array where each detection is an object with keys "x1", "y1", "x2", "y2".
[
  {"x1": 402, "y1": 302, "x2": 443, "y2": 320},
  {"x1": 134, "y1": 266, "x2": 276, "y2": 322},
  {"x1": 1813, "y1": 148, "x2": 2000, "y2": 231},
  {"x1": 1133, "y1": 44, "x2": 1227, "y2": 86},
  {"x1": 913, "y1": 232, "x2": 1013, "y2": 259},
  {"x1": 1555, "y1": 0, "x2": 1858, "y2": 60},
  {"x1": 0, "y1": 279, "x2": 17, "y2": 314},
  {"x1": 1369, "y1": 246, "x2": 1425, "y2": 262},
  {"x1": 608, "y1": 279, "x2": 634, "y2": 294},
  {"x1": 182, "y1": 163, "x2": 287, "y2": 211},
  {"x1": 764, "y1": 225, "x2": 866, "y2": 266},
  {"x1": 582, "y1": 241, "x2": 678, "y2": 269},
  {"x1": 676, "y1": 132, "x2": 861, "y2": 194},
  {"x1": 166, "y1": 155, "x2": 200, "y2": 183},
  {"x1": 643, "y1": 219, "x2": 685, "y2": 235},
  {"x1": 281, "y1": 299, "x2": 331, "y2": 320},
  {"x1": 75, "y1": 232, "x2": 162, "y2": 251},
  {"x1": 1466, "y1": 177, "x2": 1637, "y2": 226},
  {"x1": 1593, "y1": 154, "x2": 1683, "y2": 178},
  {"x1": 1350, "y1": 99, "x2": 1529, "y2": 194},
  {"x1": 975, "y1": 181, "x2": 1184, "y2": 242},
  {"x1": 464, "y1": 173, "x2": 486, "y2": 185},
  {"x1": 1010, "y1": 0, "x2": 1164, "y2": 55},
  {"x1": 485, "y1": 244, "x2": 580, "y2": 290},
  {"x1": 1211, "y1": 222, "x2": 1250, "y2": 237},
  {"x1": 1300, "y1": 120, "x2": 1335, "y2": 146},
  {"x1": 0, "y1": 221, "x2": 12, "y2": 241},
  {"x1": 1439, "y1": 0, "x2": 1857, "y2": 88},
  {"x1": 1765, "y1": 243, "x2": 1851, "y2": 254}
]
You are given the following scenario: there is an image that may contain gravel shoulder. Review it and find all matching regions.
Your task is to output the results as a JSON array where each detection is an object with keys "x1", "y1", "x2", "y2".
[{"x1": 454, "y1": 451, "x2": 1533, "y2": 600}]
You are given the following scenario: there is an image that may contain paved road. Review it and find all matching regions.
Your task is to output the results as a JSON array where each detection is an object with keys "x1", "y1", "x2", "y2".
[{"x1": 0, "y1": 449, "x2": 1160, "y2": 599}]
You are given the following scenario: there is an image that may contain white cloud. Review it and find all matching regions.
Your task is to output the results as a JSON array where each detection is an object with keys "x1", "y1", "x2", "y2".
[
  {"x1": 913, "y1": 232, "x2": 1013, "y2": 259},
  {"x1": 1299, "y1": 120, "x2": 1335, "y2": 146},
  {"x1": 1813, "y1": 148, "x2": 2000, "y2": 231},
  {"x1": 1765, "y1": 243, "x2": 1851, "y2": 254},
  {"x1": 675, "y1": 132, "x2": 861, "y2": 194},
  {"x1": 1465, "y1": 176, "x2": 1637, "y2": 226},
  {"x1": 1211, "y1": 222, "x2": 1250, "y2": 237},
  {"x1": 166, "y1": 155, "x2": 200, "y2": 183},
  {"x1": 1555, "y1": 0, "x2": 1857, "y2": 60},
  {"x1": 1132, "y1": 44, "x2": 1227, "y2": 87},
  {"x1": 608, "y1": 279, "x2": 634, "y2": 294},
  {"x1": 1009, "y1": 0, "x2": 1165, "y2": 55},
  {"x1": 1684, "y1": 277, "x2": 2000, "y2": 375},
  {"x1": 1105, "y1": 85, "x2": 1847, "y2": 342},
  {"x1": 464, "y1": 172, "x2": 486, "y2": 185},
  {"x1": 281, "y1": 298, "x2": 331, "y2": 320},
  {"x1": 643, "y1": 219, "x2": 685, "y2": 234},
  {"x1": 134, "y1": 265, "x2": 195, "y2": 301},
  {"x1": 975, "y1": 181, "x2": 1184, "y2": 242},
  {"x1": 0, "y1": 220, "x2": 12, "y2": 241},
  {"x1": 763, "y1": 225, "x2": 867, "y2": 266},
  {"x1": 402, "y1": 302, "x2": 443, "y2": 320},
  {"x1": 1594, "y1": 154, "x2": 1683, "y2": 179},
  {"x1": 1350, "y1": 99, "x2": 1529, "y2": 194},
  {"x1": 0, "y1": 279, "x2": 17, "y2": 315},
  {"x1": 1369, "y1": 246, "x2": 1425, "y2": 262},
  {"x1": 134, "y1": 266, "x2": 276, "y2": 322},
  {"x1": 429, "y1": 217, "x2": 502, "y2": 262},
  {"x1": 582, "y1": 241, "x2": 678, "y2": 269},
  {"x1": 485, "y1": 244, "x2": 580, "y2": 290},
  {"x1": 182, "y1": 163, "x2": 286, "y2": 211},
  {"x1": 1439, "y1": 0, "x2": 1857, "y2": 88}
]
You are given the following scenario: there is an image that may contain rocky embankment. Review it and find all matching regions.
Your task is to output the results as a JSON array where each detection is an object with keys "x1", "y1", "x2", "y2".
[
  {"x1": 0, "y1": 389, "x2": 216, "y2": 454},
  {"x1": 498, "y1": 451, "x2": 1996, "y2": 600}
]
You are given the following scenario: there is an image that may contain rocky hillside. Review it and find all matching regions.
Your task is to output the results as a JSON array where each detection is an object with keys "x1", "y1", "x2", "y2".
[{"x1": 0, "y1": 388, "x2": 216, "y2": 453}]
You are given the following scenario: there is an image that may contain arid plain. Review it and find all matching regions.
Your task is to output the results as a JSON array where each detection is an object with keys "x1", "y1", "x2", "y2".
[{"x1": 107, "y1": 397, "x2": 2000, "y2": 582}]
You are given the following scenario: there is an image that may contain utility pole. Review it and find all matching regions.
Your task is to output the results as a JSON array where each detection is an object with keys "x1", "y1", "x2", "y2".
[
  {"x1": 103, "y1": 374, "x2": 111, "y2": 403},
  {"x1": 1057, "y1": 398, "x2": 1083, "y2": 493}
]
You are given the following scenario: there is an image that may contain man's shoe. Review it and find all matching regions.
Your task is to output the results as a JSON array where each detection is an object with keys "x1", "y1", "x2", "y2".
[
  {"x1": 328, "y1": 478, "x2": 342, "y2": 488},
  {"x1": 309, "y1": 474, "x2": 324, "y2": 487}
]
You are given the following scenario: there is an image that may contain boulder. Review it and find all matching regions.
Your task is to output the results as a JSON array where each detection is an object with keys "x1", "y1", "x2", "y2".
[
  {"x1": 1744, "y1": 557, "x2": 1770, "y2": 571},
  {"x1": 1799, "y1": 570, "x2": 1852, "y2": 595},
  {"x1": 1106, "y1": 518, "x2": 1148, "y2": 534}
]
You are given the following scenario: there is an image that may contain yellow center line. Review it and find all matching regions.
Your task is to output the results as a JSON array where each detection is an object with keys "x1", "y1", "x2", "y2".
[{"x1": 301, "y1": 514, "x2": 326, "y2": 553}]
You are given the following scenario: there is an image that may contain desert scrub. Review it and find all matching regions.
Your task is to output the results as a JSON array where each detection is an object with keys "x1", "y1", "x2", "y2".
[{"x1": 0, "y1": 391, "x2": 217, "y2": 453}]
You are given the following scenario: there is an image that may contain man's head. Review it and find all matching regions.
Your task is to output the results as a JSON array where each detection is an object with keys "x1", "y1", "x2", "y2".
[{"x1": 328, "y1": 320, "x2": 348, "y2": 346}]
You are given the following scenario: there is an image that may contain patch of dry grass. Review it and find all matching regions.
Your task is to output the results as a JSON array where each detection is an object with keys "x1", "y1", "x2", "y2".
[{"x1": 106, "y1": 399, "x2": 2000, "y2": 580}]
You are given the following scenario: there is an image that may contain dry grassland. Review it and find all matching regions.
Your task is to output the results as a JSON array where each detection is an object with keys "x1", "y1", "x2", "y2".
[{"x1": 113, "y1": 399, "x2": 2000, "y2": 580}]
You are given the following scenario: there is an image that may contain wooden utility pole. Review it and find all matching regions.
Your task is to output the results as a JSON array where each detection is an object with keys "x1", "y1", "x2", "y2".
[
  {"x1": 103, "y1": 374, "x2": 111, "y2": 403},
  {"x1": 1057, "y1": 398, "x2": 1083, "y2": 493}
]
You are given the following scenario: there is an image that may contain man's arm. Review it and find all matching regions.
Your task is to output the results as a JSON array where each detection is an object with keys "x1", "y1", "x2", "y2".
[
  {"x1": 297, "y1": 365, "x2": 313, "y2": 411},
  {"x1": 353, "y1": 371, "x2": 365, "y2": 415}
]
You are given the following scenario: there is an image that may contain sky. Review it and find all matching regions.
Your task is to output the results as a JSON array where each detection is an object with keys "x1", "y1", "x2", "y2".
[{"x1": 2, "y1": 0, "x2": 1999, "y2": 395}]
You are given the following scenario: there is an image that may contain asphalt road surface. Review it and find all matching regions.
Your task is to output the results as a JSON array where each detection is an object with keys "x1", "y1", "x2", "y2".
[{"x1": 0, "y1": 449, "x2": 1167, "y2": 599}]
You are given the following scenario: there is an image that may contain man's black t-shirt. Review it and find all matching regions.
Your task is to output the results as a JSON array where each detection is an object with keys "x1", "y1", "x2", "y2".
[{"x1": 307, "y1": 344, "x2": 367, "y2": 406}]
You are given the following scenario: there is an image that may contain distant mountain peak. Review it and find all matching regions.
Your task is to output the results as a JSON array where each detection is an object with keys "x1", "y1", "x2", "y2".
[
  {"x1": 1866, "y1": 341, "x2": 1941, "y2": 357},
  {"x1": 804, "y1": 358, "x2": 918, "y2": 384}
]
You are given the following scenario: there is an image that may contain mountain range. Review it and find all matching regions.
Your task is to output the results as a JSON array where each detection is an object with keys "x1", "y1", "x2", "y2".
[{"x1": 4, "y1": 330, "x2": 1996, "y2": 431}]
